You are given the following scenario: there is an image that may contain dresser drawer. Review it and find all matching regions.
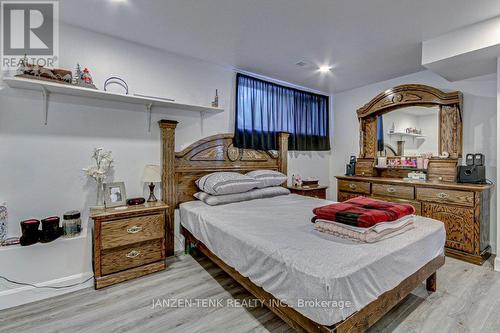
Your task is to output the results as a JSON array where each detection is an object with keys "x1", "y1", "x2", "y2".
[
  {"x1": 101, "y1": 239, "x2": 163, "y2": 275},
  {"x1": 416, "y1": 188, "x2": 474, "y2": 207},
  {"x1": 101, "y1": 213, "x2": 164, "y2": 250},
  {"x1": 337, "y1": 191, "x2": 362, "y2": 202},
  {"x1": 338, "y1": 180, "x2": 370, "y2": 194},
  {"x1": 372, "y1": 184, "x2": 414, "y2": 200},
  {"x1": 372, "y1": 196, "x2": 422, "y2": 215}
]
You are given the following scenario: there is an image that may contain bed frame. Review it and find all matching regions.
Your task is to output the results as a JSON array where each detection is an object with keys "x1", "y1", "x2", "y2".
[{"x1": 159, "y1": 119, "x2": 445, "y2": 333}]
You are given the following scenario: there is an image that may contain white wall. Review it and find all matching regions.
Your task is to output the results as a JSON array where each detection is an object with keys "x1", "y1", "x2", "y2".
[
  {"x1": 331, "y1": 70, "x2": 497, "y2": 253},
  {"x1": 416, "y1": 113, "x2": 439, "y2": 154},
  {"x1": 422, "y1": 15, "x2": 500, "y2": 81},
  {"x1": 0, "y1": 24, "x2": 332, "y2": 309}
]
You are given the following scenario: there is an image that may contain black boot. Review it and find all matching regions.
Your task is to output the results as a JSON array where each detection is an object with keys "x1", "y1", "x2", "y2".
[
  {"x1": 19, "y1": 219, "x2": 40, "y2": 246},
  {"x1": 40, "y1": 216, "x2": 62, "y2": 243}
]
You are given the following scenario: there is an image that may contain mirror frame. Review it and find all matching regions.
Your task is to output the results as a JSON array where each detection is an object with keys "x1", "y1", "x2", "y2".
[{"x1": 357, "y1": 84, "x2": 463, "y2": 159}]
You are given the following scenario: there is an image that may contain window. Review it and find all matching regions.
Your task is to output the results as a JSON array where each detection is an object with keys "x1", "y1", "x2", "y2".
[{"x1": 234, "y1": 73, "x2": 330, "y2": 151}]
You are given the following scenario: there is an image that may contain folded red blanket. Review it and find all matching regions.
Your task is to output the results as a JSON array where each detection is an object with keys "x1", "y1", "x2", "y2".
[{"x1": 312, "y1": 196, "x2": 415, "y2": 228}]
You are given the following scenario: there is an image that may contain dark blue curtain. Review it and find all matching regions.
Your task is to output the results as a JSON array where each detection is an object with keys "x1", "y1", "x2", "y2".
[
  {"x1": 377, "y1": 115, "x2": 384, "y2": 152},
  {"x1": 234, "y1": 73, "x2": 330, "y2": 151}
]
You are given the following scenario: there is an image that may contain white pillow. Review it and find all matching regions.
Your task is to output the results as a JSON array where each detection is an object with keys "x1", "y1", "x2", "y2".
[
  {"x1": 195, "y1": 172, "x2": 260, "y2": 195},
  {"x1": 194, "y1": 187, "x2": 290, "y2": 206},
  {"x1": 246, "y1": 170, "x2": 287, "y2": 188}
]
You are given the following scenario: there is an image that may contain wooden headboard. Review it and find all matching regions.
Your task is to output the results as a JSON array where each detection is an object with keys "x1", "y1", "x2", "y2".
[{"x1": 159, "y1": 119, "x2": 289, "y2": 255}]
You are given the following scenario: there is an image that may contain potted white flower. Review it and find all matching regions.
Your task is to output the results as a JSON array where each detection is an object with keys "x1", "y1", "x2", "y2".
[{"x1": 83, "y1": 148, "x2": 114, "y2": 208}]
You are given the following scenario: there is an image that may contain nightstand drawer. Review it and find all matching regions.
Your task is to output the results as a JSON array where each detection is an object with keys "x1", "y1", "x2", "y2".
[
  {"x1": 101, "y1": 213, "x2": 164, "y2": 250},
  {"x1": 372, "y1": 183, "x2": 414, "y2": 200},
  {"x1": 338, "y1": 180, "x2": 370, "y2": 194},
  {"x1": 101, "y1": 239, "x2": 163, "y2": 275}
]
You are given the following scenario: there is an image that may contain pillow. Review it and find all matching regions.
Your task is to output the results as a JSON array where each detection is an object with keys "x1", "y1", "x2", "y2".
[
  {"x1": 246, "y1": 170, "x2": 287, "y2": 188},
  {"x1": 195, "y1": 172, "x2": 260, "y2": 195},
  {"x1": 194, "y1": 186, "x2": 290, "y2": 206}
]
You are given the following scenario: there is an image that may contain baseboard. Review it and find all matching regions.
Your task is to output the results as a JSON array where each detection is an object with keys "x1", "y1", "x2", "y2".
[
  {"x1": 0, "y1": 272, "x2": 94, "y2": 310},
  {"x1": 495, "y1": 257, "x2": 500, "y2": 272}
]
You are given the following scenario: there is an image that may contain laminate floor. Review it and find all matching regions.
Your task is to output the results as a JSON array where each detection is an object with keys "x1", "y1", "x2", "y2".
[{"x1": 1, "y1": 254, "x2": 500, "y2": 333}]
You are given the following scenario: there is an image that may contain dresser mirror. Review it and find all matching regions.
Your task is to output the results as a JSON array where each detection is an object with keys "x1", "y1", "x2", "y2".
[
  {"x1": 356, "y1": 84, "x2": 463, "y2": 181},
  {"x1": 381, "y1": 105, "x2": 439, "y2": 157}
]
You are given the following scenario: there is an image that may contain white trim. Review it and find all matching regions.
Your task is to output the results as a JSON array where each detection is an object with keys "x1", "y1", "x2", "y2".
[
  {"x1": 0, "y1": 272, "x2": 93, "y2": 310},
  {"x1": 495, "y1": 257, "x2": 500, "y2": 272}
]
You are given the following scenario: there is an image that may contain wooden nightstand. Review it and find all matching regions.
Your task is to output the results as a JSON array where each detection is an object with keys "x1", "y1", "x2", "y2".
[
  {"x1": 287, "y1": 185, "x2": 328, "y2": 199},
  {"x1": 91, "y1": 202, "x2": 168, "y2": 289}
]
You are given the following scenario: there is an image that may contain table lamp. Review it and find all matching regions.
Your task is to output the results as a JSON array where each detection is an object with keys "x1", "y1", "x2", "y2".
[{"x1": 142, "y1": 164, "x2": 161, "y2": 202}]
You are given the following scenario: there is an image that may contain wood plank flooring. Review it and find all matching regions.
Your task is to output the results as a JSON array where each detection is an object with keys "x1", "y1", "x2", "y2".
[{"x1": 1, "y1": 254, "x2": 499, "y2": 333}]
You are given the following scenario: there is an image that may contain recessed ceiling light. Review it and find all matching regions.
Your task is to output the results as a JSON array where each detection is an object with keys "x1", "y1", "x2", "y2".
[
  {"x1": 318, "y1": 65, "x2": 332, "y2": 73},
  {"x1": 111, "y1": 0, "x2": 127, "y2": 3}
]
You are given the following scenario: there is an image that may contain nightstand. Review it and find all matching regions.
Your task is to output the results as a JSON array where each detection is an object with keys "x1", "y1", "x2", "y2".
[
  {"x1": 287, "y1": 185, "x2": 328, "y2": 199},
  {"x1": 91, "y1": 202, "x2": 168, "y2": 289}
]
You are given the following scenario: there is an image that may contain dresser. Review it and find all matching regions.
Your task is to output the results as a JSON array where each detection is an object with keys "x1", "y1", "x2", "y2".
[
  {"x1": 336, "y1": 176, "x2": 492, "y2": 265},
  {"x1": 91, "y1": 202, "x2": 168, "y2": 289},
  {"x1": 287, "y1": 185, "x2": 328, "y2": 199}
]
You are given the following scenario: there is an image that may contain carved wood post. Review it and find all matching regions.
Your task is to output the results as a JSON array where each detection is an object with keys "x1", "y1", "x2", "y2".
[
  {"x1": 359, "y1": 119, "x2": 365, "y2": 158},
  {"x1": 159, "y1": 119, "x2": 178, "y2": 257},
  {"x1": 439, "y1": 105, "x2": 462, "y2": 159},
  {"x1": 277, "y1": 132, "x2": 289, "y2": 175}
]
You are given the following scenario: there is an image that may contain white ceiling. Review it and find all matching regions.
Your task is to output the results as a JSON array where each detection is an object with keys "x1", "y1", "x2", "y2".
[{"x1": 59, "y1": 0, "x2": 500, "y2": 93}]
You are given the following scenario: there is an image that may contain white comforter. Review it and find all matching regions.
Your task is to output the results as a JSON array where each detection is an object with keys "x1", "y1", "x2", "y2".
[{"x1": 180, "y1": 194, "x2": 445, "y2": 325}]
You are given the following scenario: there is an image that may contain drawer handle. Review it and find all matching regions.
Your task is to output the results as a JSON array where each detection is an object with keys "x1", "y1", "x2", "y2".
[
  {"x1": 126, "y1": 250, "x2": 141, "y2": 258},
  {"x1": 437, "y1": 192, "x2": 449, "y2": 199},
  {"x1": 127, "y1": 226, "x2": 143, "y2": 234},
  {"x1": 387, "y1": 187, "x2": 396, "y2": 193},
  {"x1": 349, "y1": 183, "x2": 357, "y2": 190}
]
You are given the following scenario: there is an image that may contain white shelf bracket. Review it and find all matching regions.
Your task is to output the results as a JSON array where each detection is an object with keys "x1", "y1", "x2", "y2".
[
  {"x1": 146, "y1": 103, "x2": 153, "y2": 132},
  {"x1": 41, "y1": 86, "x2": 49, "y2": 125},
  {"x1": 200, "y1": 110, "x2": 206, "y2": 136}
]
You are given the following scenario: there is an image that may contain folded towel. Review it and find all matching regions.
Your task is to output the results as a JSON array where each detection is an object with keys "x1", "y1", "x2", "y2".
[
  {"x1": 314, "y1": 218, "x2": 415, "y2": 243},
  {"x1": 316, "y1": 215, "x2": 415, "y2": 234},
  {"x1": 312, "y1": 196, "x2": 415, "y2": 228}
]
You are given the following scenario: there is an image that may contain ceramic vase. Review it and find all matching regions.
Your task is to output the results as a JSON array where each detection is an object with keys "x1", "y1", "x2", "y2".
[{"x1": 96, "y1": 180, "x2": 105, "y2": 208}]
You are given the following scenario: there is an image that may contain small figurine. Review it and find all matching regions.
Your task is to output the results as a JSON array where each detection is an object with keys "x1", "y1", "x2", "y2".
[
  {"x1": 82, "y1": 68, "x2": 93, "y2": 84},
  {"x1": 72, "y1": 64, "x2": 97, "y2": 89},
  {"x1": 61, "y1": 73, "x2": 72, "y2": 83},
  {"x1": 16, "y1": 54, "x2": 29, "y2": 75},
  {"x1": 211, "y1": 89, "x2": 219, "y2": 107},
  {"x1": 73, "y1": 63, "x2": 83, "y2": 85},
  {"x1": 293, "y1": 174, "x2": 302, "y2": 187}
]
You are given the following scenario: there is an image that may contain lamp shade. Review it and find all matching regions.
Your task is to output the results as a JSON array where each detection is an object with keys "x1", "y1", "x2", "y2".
[{"x1": 142, "y1": 165, "x2": 161, "y2": 183}]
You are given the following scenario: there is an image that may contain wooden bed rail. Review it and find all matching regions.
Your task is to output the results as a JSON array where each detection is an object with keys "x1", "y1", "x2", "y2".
[{"x1": 183, "y1": 226, "x2": 444, "y2": 333}]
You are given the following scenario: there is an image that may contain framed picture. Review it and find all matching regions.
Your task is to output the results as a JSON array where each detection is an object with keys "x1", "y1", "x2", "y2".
[{"x1": 103, "y1": 182, "x2": 127, "y2": 208}]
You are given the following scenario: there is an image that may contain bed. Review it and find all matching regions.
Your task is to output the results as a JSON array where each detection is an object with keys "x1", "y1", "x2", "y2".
[{"x1": 159, "y1": 120, "x2": 446, "y2": 333}]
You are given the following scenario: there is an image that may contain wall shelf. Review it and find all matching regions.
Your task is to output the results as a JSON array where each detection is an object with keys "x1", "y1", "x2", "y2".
[
  {"x1": 388, "y1": 131, "x2": 425, "y2": 139},
  {"x1": 3, "y1": 77, "x2": 224, "y2": 131}
]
